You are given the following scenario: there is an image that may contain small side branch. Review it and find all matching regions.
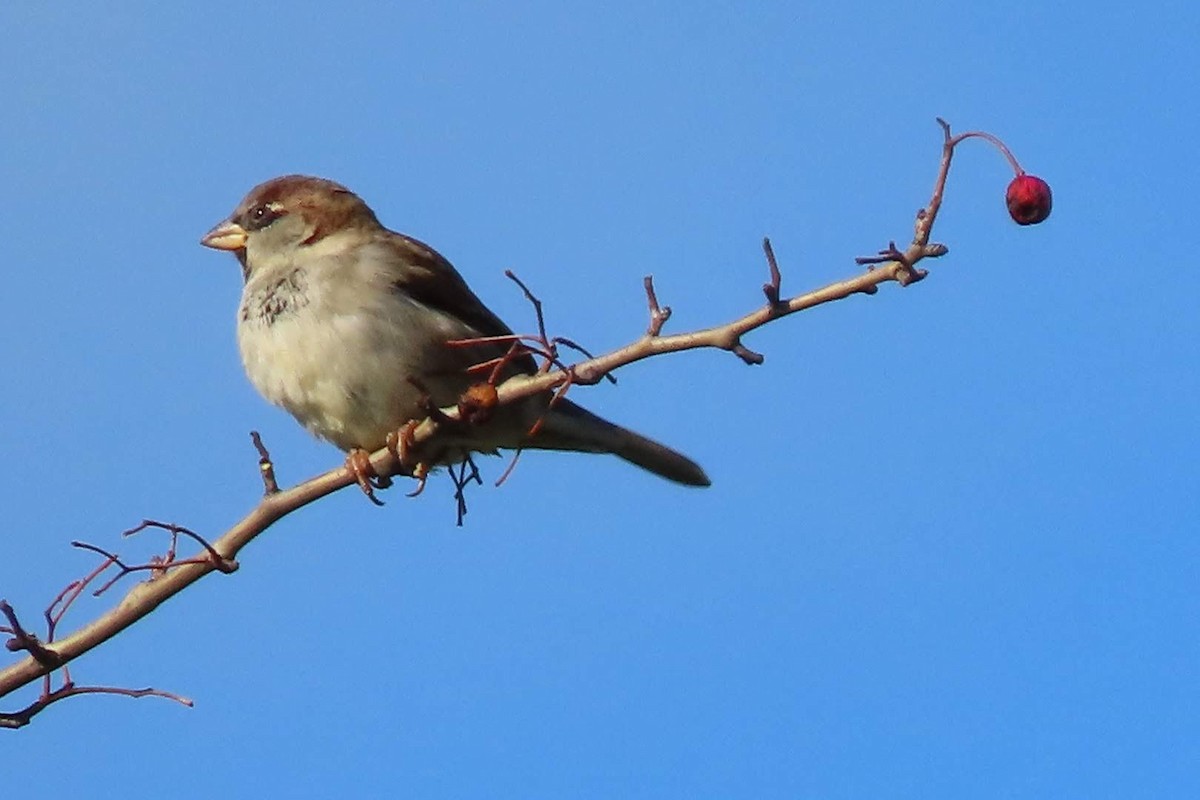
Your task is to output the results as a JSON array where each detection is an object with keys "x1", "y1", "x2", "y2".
[
  {"x1": 643, "y1": 276, "x2": 672, "y2": 336},
  {"x1": 1, "y1": 682, "x2": 192, "y2": 730},
  {"x1": 761, "y1": 237, "x2": 784, "y2": 307},
  {"x1": 250, "y1": 431, "x2": 280, "y2": 495},
  {"x1": 1, "y1": 602, "x2": 60, "y2": 668},
  {"x1": 448, "y1": 456, "x2": 483, "y2": 526}
]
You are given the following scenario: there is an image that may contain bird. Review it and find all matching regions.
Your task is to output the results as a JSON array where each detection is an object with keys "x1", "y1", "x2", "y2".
[{"x1": 200, "y1": 175, "x2": 709, "y2": 497}]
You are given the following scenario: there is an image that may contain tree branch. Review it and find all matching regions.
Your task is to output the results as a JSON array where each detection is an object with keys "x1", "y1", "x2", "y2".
[{"x1": 1, "y1": 118, "x2": 1047, "y2": 723}]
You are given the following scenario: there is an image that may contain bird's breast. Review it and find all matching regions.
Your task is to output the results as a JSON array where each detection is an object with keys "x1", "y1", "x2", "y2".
[
  {"x1": 236, "y1": 271, "x2": 442, "y2": 451},
  {"x1": 239, "y1": 268, "x2": 311, "y2": 325}
]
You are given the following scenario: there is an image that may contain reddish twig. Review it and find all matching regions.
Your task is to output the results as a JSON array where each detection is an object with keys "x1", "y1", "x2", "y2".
[
  {"x1": 123, "y1": 520, "x2": 238, "y2": 574},
  {"x1": 1, "y1": 681, "x2": 192, "y2": 729},
  {"x1": 493, "y1": 449, "x2": 524, "y2": 488},
  {"x1": 1, "y1": 602, "x2": 59, "y2": 668},
  {"x1": 70, "y1": 521, "x2": 237, "y2": 598},
  {"x1": 552, "y1": 337, "x2": 615, "y2": 385},
  {"x1": 505, "y1": 270, "x2": 550, "y2": 350},
  {"x1": 44, "y1": 556, "x2": 119, "y2": 645},
  {"x1": 947, "y1": 124, "x2": 1026, "y2": 175},
  {"x1": 69, "y1": 542, "x2": 199, "y2": 597},
  {"x1": 496, "y1": 366, "x2": 578, "y2": 487},
  {"x1": 486, "y1": 341, "x2": 526, "y2": 386},
  {"x1": 498, "y1": 271, "x2": 615, "y2": 383}
]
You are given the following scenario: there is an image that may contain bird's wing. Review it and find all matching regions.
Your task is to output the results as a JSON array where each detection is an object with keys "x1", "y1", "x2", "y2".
[{"x1": 384, "y1": 230, "x2": 540, "y2": 377}]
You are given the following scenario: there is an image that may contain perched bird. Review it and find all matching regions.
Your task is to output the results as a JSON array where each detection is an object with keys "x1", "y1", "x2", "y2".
[{"x1": 200, "y1": 175, "x2": 709, "y2": 494}]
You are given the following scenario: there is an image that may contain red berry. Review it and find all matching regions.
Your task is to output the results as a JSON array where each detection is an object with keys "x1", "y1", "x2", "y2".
[{"x1": 1006, "y1": 174, "x2": 1052, "y2": 225}]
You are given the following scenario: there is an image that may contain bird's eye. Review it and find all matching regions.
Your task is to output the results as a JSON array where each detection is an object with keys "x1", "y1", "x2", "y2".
[{"x1": 246, "y1": 203, "x2": 283, "y2": 230}]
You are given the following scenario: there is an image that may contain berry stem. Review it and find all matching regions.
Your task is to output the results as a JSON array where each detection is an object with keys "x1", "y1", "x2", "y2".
[{"x1": 951, "y1": 130, "x2": 1025, "y2": 176}]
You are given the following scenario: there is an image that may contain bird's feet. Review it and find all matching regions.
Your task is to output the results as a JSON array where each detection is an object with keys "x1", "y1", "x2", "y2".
[
  {"x1": 385, "y1": 421, "x2": 431, "y2": 497},
  {"x1": 345, "y1": 448, "x2": 391, "y2": 506}
]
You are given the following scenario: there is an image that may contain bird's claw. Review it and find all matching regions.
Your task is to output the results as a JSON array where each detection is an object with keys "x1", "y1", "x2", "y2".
[
  {"x1": 346, "y1": 448, "x2": 390, "y2": 506},
  {"x1": 407, "y1": 463, "x2": 430, "y2": 497},
  {"x1": 386, "y1": 421, "x2": 431, "y2": 497}
]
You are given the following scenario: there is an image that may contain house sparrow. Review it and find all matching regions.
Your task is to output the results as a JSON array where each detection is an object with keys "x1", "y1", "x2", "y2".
[{"x1": 200, "y1": 175, "x2": 710, "y2": 493}]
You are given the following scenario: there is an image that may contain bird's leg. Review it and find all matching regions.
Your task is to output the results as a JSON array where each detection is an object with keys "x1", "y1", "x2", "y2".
[
  {"x1": 345, "y1": 448, "x2": 389, "y2": 506},
  {"x1": 390, "y1": 379, "x2": 498, "y2": 500},
  {"x1": 386, "y1": 421, "x2": 431, "y2": 497},
  {"x1": 405, "y1": 377, "x2": 456, "y2": 426}
]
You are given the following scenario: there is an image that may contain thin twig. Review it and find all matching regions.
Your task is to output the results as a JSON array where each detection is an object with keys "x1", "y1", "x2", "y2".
[
  {"x1": 553, "y1": 338, "x2": 616, "y2": 385},
  {"x1": 1, "y1": 682, "x2": 192, "y2": 729},
  {"x1": 123, "y1": 521, "x2": 238, "y2": 574},
  {"x1": 505, "y1": 270, "x2": 550, "y2": 348},
  {"x1": 643, "y1": 276, "x2": 672, "y2": 336},
  {"x1": 250, "y1": 431, "x2": 280, "y2": 494},
  {"x1": 448, "y1": 456, "x2": 483, "y2": 526},
  {"x1": 45, "y1": 556, "x2": 119, "y2": 644},
  {"x1": 0, "y1": 602, "x2": 59, "y2": 668},
  {"x1": 761, "y1": 237, "x2": 784, "y2": 307}
]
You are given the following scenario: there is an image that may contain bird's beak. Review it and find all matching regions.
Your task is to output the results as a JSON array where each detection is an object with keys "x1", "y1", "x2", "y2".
[{"x1": 200, "y1": 220, "x2": 248, "y2": 251}]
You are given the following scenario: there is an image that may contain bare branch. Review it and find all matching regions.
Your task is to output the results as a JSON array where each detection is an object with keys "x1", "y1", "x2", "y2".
[
  {"x1": 2, "y1": 118, "x2": 1042, "y2": 723},
  {"x1": 3, "y1": 248, "x2": 941, "y2": 705}
]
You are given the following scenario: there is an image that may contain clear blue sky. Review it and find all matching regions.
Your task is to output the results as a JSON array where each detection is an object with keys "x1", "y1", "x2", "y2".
[{"x1": 2, "y1": 2, "x2": 1197, "y2": 797}]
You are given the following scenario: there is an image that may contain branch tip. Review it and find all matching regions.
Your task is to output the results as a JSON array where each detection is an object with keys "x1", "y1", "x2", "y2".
[
  {"x1": 731, "y1": 342, "x2": 765, "y2": 366},
  {"x1": 643, "y1": 276, "x2": 672, "y2": 336},
  {"x1": 1, "y1": 682, "x2": 193, "y2": 729},
  {"x1": 250, "y1": 431, "x2": 280, "y2": 495},
  {"x1": 936, "y1": 116, "x2": 952, "y2": 141},
  {"x1": 506, "y1": 270, "x2": 550, "y2": 348},
  {"x1": 761, "y1": 237, "x2": 784, "y2": 307}
]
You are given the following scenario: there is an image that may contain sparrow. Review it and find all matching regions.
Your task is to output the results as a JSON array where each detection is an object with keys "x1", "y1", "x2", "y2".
[{"x1": 200, "y1": 175, "x2": 710, "y2": 494}]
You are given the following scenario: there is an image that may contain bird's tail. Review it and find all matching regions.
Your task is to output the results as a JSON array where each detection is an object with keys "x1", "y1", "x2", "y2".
[{"x1": 528, "y1": 398, "x2": 710, "y2": 487}]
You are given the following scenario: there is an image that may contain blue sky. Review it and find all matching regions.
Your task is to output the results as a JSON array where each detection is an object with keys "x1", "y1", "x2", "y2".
[{"x1": 2, "y1": 2, "x2": 1197, "y2": 797}]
